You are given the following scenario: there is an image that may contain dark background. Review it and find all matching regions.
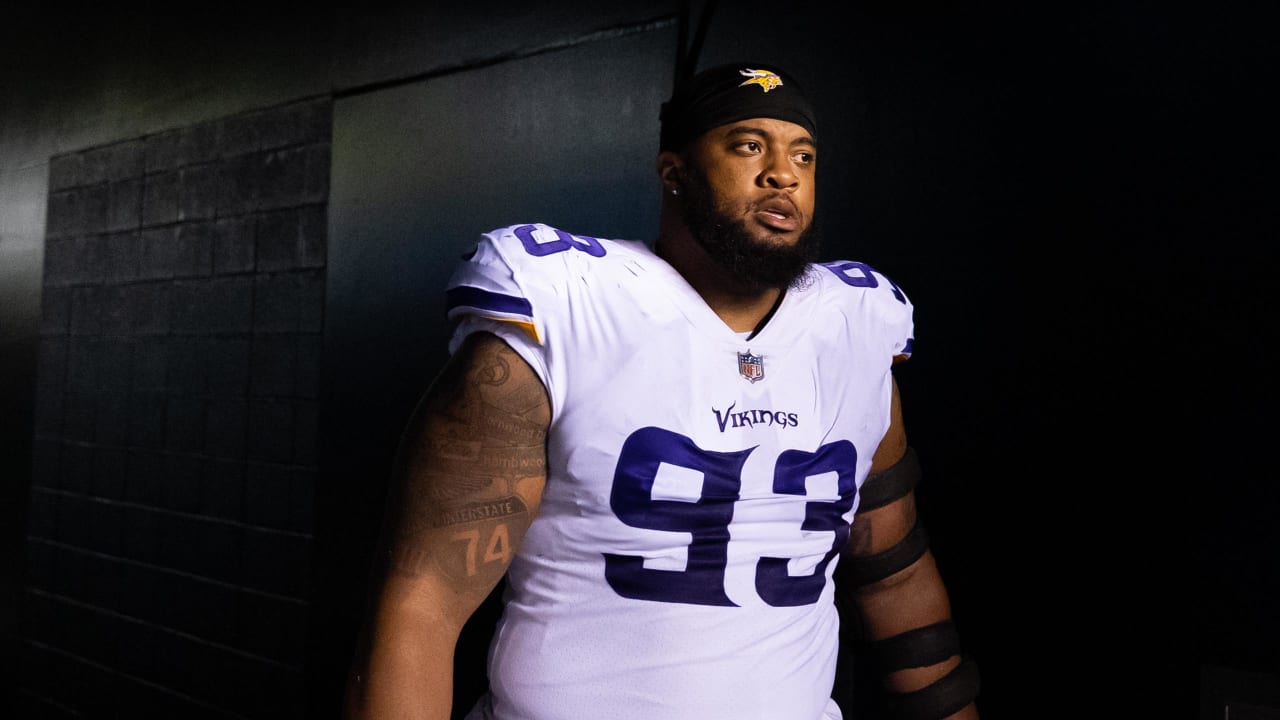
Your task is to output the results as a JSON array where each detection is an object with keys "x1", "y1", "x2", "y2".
[{"x1": 0, "y1": 2, "x2": 1269, "y2": 719}]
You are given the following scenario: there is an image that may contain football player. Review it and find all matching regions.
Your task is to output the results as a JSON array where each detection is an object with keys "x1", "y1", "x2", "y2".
[{"x1": 346, "y1": 62, "x2": 979, "y2": 720}]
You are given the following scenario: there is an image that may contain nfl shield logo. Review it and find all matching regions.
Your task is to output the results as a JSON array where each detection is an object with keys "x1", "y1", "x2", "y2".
[{"x1": 737, "y1": 350, "x2": 764, "y2": 383}]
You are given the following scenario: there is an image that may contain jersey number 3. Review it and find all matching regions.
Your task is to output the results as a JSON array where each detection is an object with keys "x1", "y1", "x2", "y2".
[{"x1": 603, "y1": 427, "x2": 858, "y2": 607}]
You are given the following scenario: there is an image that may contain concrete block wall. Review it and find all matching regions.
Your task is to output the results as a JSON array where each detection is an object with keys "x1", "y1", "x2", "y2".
[{"x1": 19, "y1": 97, "x2": 331, "y2": 719}]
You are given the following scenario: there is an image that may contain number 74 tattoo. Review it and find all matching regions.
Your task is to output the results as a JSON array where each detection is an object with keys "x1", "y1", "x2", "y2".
[{"x1": 451, "y1": 524, "x2": 513, "y2": 577}]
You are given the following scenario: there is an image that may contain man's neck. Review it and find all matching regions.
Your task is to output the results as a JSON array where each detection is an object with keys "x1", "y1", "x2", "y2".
[{"x1": 654, "y1": 229, "x2": 784, "y2": 334}]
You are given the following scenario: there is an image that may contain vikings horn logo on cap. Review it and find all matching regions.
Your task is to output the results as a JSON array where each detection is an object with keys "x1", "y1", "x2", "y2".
[
  {"x1": 659, "y1": 61, "x2": 817, "y2": 151},
  {"x1": 738, "y1": 68, "x2": 783, "y2": 93}
]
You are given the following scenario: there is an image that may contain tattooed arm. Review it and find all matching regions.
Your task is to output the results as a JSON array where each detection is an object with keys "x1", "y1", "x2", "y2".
[
  {"x1": 835, "y1": 377, "x2": 980, "y2": 719},
  {"x1": 345, "y1": 332, "x2": 551, "y2": 720}
]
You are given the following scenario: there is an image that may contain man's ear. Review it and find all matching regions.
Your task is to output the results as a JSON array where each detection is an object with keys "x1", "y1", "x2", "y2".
[{"x1": 656, "y1": 151, "x2": 684, "y2": 195}]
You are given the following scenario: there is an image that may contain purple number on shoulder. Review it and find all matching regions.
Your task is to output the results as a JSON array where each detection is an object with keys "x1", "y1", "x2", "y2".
[{"x1": 514, "y1": 224, "x2": 606, "y2": 258}]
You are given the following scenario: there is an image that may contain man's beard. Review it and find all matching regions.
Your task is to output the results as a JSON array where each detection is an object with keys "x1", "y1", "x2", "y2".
[{"x1": 679, "y1": 166, "x2": 821, "y2": 293}]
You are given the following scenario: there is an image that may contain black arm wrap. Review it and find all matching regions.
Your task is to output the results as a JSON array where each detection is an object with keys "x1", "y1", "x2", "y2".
[
  {"x1": 857, "y1": 446, "x2": 921, "y2": 513},
  {"x1": 872, "y1": 620, "x2": 961, "y2": 672},
  {"x1": 844, "y1": 521, "x2": 930, "y2": 587},
  {"x1": 882, "y1": 654, "x2": 980, "y2": 720}
]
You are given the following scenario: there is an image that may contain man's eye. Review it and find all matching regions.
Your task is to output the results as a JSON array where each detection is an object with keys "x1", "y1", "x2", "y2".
[
  {"x1": 736, "y1": 141, "x2": 762, "y2": 153},
  {"x1": 794, "y1": 152, "x2": 815, "y2": 164}
]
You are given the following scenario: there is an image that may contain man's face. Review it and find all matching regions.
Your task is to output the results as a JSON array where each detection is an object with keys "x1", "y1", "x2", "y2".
[{"x1": 678, "y1": 117, "x2": 819, "y2": 291}]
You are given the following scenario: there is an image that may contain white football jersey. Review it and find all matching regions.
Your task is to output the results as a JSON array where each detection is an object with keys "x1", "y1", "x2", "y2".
[{"x1": 446, "y1": 223, "x2": 914, "y2": 720}]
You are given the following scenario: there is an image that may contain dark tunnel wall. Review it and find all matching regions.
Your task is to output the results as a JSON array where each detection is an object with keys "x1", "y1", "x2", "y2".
[{"x1": 0, "y1": 3, "x2": 1270, "y2": 719}]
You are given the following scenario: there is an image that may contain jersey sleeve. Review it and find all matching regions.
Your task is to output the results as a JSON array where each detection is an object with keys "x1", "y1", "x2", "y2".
[
  {"x1": 818, "y1": 259, "x2": 915, "y2": 363},
  {"x1": 881, "y1": 272, "x2": 915, "y2": 362},
  {"x1": 445, "y1": 226, "x2": 551, "y2": 391}
]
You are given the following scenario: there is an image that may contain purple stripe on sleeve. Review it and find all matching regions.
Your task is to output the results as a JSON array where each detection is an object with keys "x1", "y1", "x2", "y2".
[{"x1": 446, "y1": 286, "x2": 533, "y2": 317}]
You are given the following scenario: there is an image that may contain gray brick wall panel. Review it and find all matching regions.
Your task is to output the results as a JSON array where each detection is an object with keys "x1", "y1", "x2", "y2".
[
  {"x1": 168, "y1": 337, "x2": 209, "y2": 392},
  {"x1": 142, "y1": 170, "x2": 179, "y2": 227},
  {"x1": 49, "y1": 153, "x2": 83, "y2": 191},
  {"x1": 293, "y1": 400, "x2": 318, "y2": 466},
  {"x1": 24, "y1": 542, "x2": 58, "y2": 592},
  {"x1": 216, "y1": 154, "x2": 259, "y2": 215},
  {"x1": 171, "y1": 277, "x2": 252, "y2": 335},
  {"x1": 100, "y1": 285, "x2": 135, "y2": 336},
  {"x1": 97, "y1": 339, "x2": 132, "y2": 390},
  {"x1": 41, "y1": 286, "x2": 72, "y2": 335},
  {"x1": 27, "y1": 490, "x2": 57, "y2": 539},
  {"x1": 295, "y1": 334, "x2": 321, "y2": 399},
  {"x1": 119, "y1": 504, "x2": 161, "y2": 565},
  {"x1": 33, "y1": 388, "x2": 64, "y2": 436},
  {"x1": 250, "y1": 334, "x2": 296, "y2": 397},
  {"x1": 204, "y1": 276, "x2": 254, "y2": 333},
  {"x1": 127, "y1": 395, "x2": 167, "y2": 450},
  {"x1": 138, "y1": 226, "x2": 178, "y2": 280},
  {"x1": 33, "y1": 95, "x2": 329, "y2": 719},
  {"x1": 131, "y1": 338, "x2": 167, "y2": 392},
  {"x1": 255, "y1": 208, "x2": 299, "y2": 272},
  {"x1": 93, "y1": 446, "x2": 128, "y2": 500},
  {"x1": 204, "y1": 396, "x2": 247, "y2": 460},
  {"x1": 176, "y1": 121, "x2": 219, "y2": 167},
  {"x1": 103, "y1": 231, "x2": 141, "y2": 283},
  {"x1": 22, "y1": 590, "x2": 58, "y2": 648},
  {"x1": 78, "y1": 146, "x2": 110, "y2": 187},
  {"x1": 106, "y1": 178, "x2": 142, "y2": 231},
  {"x1": 45, "y1": 190, "x2": 78, "y2": 239},
  {"x1": 201, "y1": 460, "x2": 244, "y2": 520},
  {"x1": 126, "y1": 282, "x2": 172, "y2": 336},
  {"x1": 70, "y1": 286, "x2": 104, "y2": 335},
  {"x1": 245, "y1": 463, "x2": 291, "y2": 528},
  {"x1": 297, "y1": 270, "x2": 324, "y2": 333},
  {"x1": 302, "y1": 142, "x2": 330, "y2": 204},
  {"x1": 178, "y1": 163, "x2": 218, "y2": 221},
  {"x1": 116, "y1": 620, "x2": 160, "y2": 680},
  {"x1": 291, "y1": 469, "x2": 315, "y2": 533},
  {"x1": 260, "y1": 98, "x2": 331, "y2": 150},
  {"x1": 43, "y1": 237, "x2": 76, "y2": 285},
  {"x1": 144, "y1": 129, "x2": 181, "y2": 173},
  {"x1": 240, "y1": 527, "x2": 309, "y2": 598},
  {"x1": 174, "y1": 220, "x2": 214, "y2": 277},
  {"x1": 258, "y1": 147, "x2": 306, "y2": 211},
  {"x1": 155, "y1": 514, "x2": 197, "y2": 574},
  {"x1": 87, "y1": 501, "x2": 123, "y2": 555},
  {"x1": 66, "y1": 335, "x2": 98, "y2": 386},
  {"x1": 298, "y1": 202, "x2": 327, "y2": 268},
  {"x1": 31, "y1": 439, "x2": 62, "y2": 490},
  {"x1": 36, "y1": 338, "x2": 67, "y2": 389},
  {"x1": 50, "y1": 547, "x2": 88, "y2": 600},
  {"x1": 167, "y1": 572, "x2": 238, "y2": 644},
  {"x1": 82, "y1": 184, "x2": 109, "y2": 235},
  {"x1": 252, "y1": 272, "x2": 300, "y2": 332},
  {"x1": 159, "y1": 454, "x2": 202, "y2": 515},
  {"x1": 61, "y1": 445, "x2": 94, "y2": 497},
  {"x1": 93, "y1": 394, "x2": 131, "y2": 448},
  {"x1": 67, "y1": 340, "x2": 99, "y2": 394},
  {"x1": 238, "y1": 591, "x2": 307, "y2": 664},
  {"x1": 206, "y1": 337, "x2": 250, "y2": 394},
  {"x1": 212, "y1": 215, "x2": 255, "y2": 274},
  {"x1": 192, "y1": 520, "x2": 242, "y2": 583},
  {"x1": 217, "y1": 110, "x2": 264, "y2": 158},
  {"x1": 123, "y1": 448, "x2": 165, "y2": 504},
  {"x1": 94, "y1": 139, "x2": 145, "y2": 181},
  {"x1": 247, "y1": 398, "x2": 292, "y2": 464},
  {"x1": 163, "y1": 395, "x2": 205, "y2": 454},
  {"x1": 57, "y1": 494, "x2": 91, "y2": 547},
  {"x1": 63, "y1": 393, "x2": 96, "y2": 443}
]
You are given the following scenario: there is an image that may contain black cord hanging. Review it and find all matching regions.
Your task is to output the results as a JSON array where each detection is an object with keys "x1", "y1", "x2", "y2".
[{"x1": 673, "y1": 0, "x2": 720, "y2": 93}]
